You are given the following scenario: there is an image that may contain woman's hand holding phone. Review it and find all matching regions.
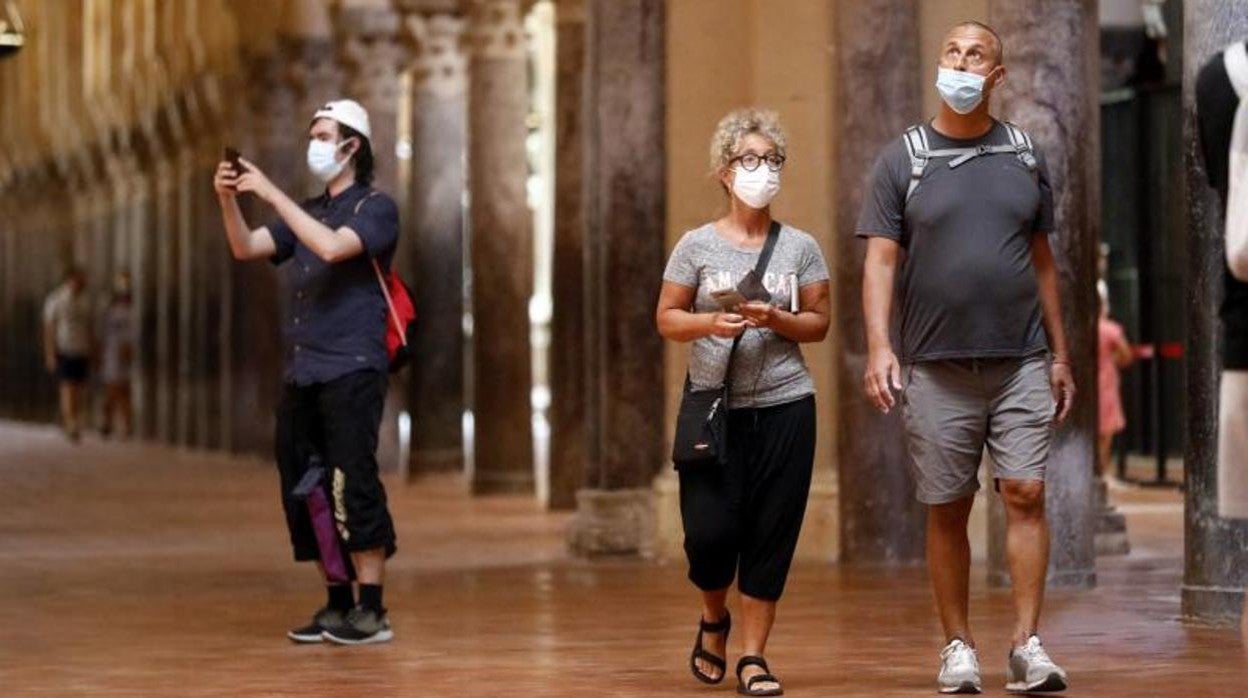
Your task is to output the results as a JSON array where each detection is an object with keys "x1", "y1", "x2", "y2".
[
  {"x1": 738, "y1": 301, "x2": 776, "y2": 329},
  {"x1": 709, "y1": 312, "x2": 746, "y2": 338}
]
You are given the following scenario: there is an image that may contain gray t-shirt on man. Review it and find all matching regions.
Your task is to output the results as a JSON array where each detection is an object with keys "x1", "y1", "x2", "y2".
[
  {"x1": 855, "y1": 120, "x2": 1055, "y2": 363},
  {"x1": 664, "y1": 223, "x2": 830, "y2": 408}
]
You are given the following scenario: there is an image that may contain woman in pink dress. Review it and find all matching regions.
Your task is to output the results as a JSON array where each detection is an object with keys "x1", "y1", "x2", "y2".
[{"x1": 1098, "y1": 293, "x2": 1134, "y2": 477}]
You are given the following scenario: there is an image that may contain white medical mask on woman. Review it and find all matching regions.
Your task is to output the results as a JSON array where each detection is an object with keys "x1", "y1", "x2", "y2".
[
  {"x1": 306, "y1": 139, "x2": 351, "y2": 182},
  {"x1": 731, "y1": 164, "x2": 781, "y2": 209},
  {"x1": 935, "y1": 67, "x2": 987, "y2": 114}
]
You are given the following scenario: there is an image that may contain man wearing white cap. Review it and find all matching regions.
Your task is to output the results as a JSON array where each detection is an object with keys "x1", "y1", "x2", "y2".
[{"x1": 213, "y1": 99, "x2": 400, "y2": 645}]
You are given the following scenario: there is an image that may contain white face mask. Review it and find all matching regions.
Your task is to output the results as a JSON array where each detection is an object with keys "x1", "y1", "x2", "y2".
[
  {"x1": 731, "y1": 164, "x2": 781, "y2": 210},
  {"x1": 936, "y1": 67, "x2": 987, "y2": 114},
  {"x1": 306, "y1": 139, "x2": 350, "y2": 183}
]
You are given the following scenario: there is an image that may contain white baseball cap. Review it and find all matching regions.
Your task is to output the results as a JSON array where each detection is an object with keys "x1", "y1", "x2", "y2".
[{"x1": 310, "y1": 99, "x2": 372, "y2": 141}]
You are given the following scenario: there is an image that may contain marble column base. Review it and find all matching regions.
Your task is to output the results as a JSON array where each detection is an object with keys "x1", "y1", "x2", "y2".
[
  {"x1": 472, "y1": 470, "x2": 535, "y2": 496},
  {"x1": 568, "y1": 487, "x2": 655, "y2": 557},
  {"x1": 376, "y1": 389, "x2": 406, "y2": 473},
  {"x1": 1181, "y1": 585, "x2": 1246, "y2": 625},
  {"x1": 651, "y1": 469, "x2": 840, "y2": 563},
  {"x1": 1096, "y1": 510, "x2": 1131, "y2": 557},
  {"x1": 1095, "y1": 479, "x2": 1131, "y2": 557},
  {"x1": 412, "y1": 447, "x2": 464, "y2": 474},
  {"x1": 653, "y1": 470, "x2": 683, "y2": 560}
]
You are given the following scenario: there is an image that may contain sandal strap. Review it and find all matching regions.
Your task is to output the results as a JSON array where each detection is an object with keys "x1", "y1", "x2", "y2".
[
  {"x1": 736, "y1": 655, "x2": 770, "y2": 675},
  {"x1": 746, "y1": 673, "x2": 779, "y2": 689},
  {"x1": 699, "y1": 611, "x2": 731, "y2": 633},
  {"x1": 691, "y1": 611, "x2": 732, "y2": 684},
  {"x1": 692, "y1": 648, "x2": 726, "y2": 671}
]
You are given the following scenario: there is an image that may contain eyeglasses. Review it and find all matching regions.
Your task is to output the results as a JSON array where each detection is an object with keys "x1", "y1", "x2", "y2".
[{"x1": 731, "y1": 152, "x2": 786, "y2": 172}]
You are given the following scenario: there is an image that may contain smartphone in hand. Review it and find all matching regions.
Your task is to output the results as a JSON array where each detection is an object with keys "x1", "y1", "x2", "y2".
[
  {"x1": 710, "y1": 288, "x2": 748, "y2": 311},
  {"x1": 223, "y1": 147, "x2": 243, "y2": 182},
  {"x1": 737, "y1": 269, "x2": 772, "y2": 303}
]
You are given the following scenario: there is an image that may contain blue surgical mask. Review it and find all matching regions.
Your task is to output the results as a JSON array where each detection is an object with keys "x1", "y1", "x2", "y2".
[
  {"x1": 936, "y1": 67, "x2": 986, "y2": 114},
  {"x1": 307, "y1": 139, "x2": 350, "y2": 182}
]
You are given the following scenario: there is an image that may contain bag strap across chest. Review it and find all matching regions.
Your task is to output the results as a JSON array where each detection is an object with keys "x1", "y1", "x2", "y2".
[
  {"x1": 721, "y1": 220, "x2": 782, "y2": 385},
  {"x1": 352, "y1": 190, "x2": 409, "y2": 346},
  {"x1": 902, "y1": 122, "x2": 1037, "y2": 203}
]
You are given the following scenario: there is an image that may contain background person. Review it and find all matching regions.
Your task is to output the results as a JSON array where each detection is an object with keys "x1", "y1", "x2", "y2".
[
  {"x1": 99, "y1": 272, "x2": 135, "y2": 439},
  {"x1": 42, "y1": 266, "x2": 94, "y2": 442},
  {"x1": 1097, "y1": 288, "x2": 1133, "y2": 479}
]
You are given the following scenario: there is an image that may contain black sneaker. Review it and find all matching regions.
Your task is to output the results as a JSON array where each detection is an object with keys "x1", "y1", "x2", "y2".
[
  {"x1": 322, "y1": 605, "x2": 393, "y2": 645},
  {"x1": 287, "y1": 606, "x2": 347, "y2": 644}
]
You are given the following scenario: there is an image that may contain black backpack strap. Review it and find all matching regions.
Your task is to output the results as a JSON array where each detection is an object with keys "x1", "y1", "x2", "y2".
[{"x1": 753, "y1": 220, "x2": 782, "y2": 279}]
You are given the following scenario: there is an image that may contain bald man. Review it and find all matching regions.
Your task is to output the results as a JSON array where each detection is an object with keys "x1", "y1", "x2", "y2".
[{"x1": 856, "y1": 22, "x2": 1072, "y2": 694}]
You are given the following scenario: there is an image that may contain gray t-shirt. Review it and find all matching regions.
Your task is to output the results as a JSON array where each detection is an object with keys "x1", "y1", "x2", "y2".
[
  {"x1": 664, "y1": 223, "x2": 830, "y2": 408},
  {"x1": 855, "y1": 120, "x2": 1055, "y2": 363}
]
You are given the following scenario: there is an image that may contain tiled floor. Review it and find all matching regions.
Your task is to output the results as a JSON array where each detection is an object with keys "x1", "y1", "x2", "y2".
[{"x1": 1, "y1": 421, "x2": 1245, "y2": 696}]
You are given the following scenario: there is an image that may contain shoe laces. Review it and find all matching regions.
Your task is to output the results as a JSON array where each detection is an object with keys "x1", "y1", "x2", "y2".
[
  {"x1": 941, "y1": 639, "x2": 977, "y2": 669},
  {"x1": 1015, "y1": 635, "x2": 1053, "y2": 666}
]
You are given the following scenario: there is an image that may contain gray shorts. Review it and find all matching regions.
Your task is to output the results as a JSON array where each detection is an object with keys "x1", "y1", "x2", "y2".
[{"x1": 900, "y1": 355, "x2": 1055, "y2": 505}]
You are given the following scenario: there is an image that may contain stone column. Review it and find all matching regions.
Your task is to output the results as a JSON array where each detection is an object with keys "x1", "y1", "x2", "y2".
[
  {"x1": 151, "y1": 106, "x2": 180, "y2": 444},
  {"x1": 833, "y1": 0, "x2": 927, "y2": 564},
  {"x1": 547, "y1": 0, "x2": 586, "y2": 511},
  {"x1": 1182, "y1": 0, "x2": 1248, "y2": 624},
  {"x1": 128, "y1": 123, "x2": 158, "y2": 445},
  {"x1": 338, "y1": 0, "x2": 405, "y2": 193},
  {"x1": 401, "y1": 11, "x2": 468, "y2": 475},
  {"x1": 465, "y1": 0, "x2": 534, "y2": 494},
  {"x1": 567, "y1": 0, "x2": 665, "y2": 556},
  {"x1": 337, "y1": 0, "x2": 412, "y2": 473},
  {"x1": 986, "y1": 0, "x2": 1098, "y2": 589},
  {"x1": 282, "y1": 0, "x2": 343, "y2": 196}
]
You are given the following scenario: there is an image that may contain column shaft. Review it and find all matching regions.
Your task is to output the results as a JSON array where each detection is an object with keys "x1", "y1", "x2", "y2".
[
  {"x1": 1182, "y1": 0, "x2": 1248, "y2": 622},
  {"x1": 548, "y1": 0, "x2": 586, "y2": 510},
  {"x1": 406, "y1": 13, "x2": 468, "y2": 474},
  {"x1": 567, "y1": 0, "x2": 665, "y2": 556},
  {"x1": 987, "y1": 0, "x2": 1099, "y2": 589},
  {"x1": 833, "y1": 0, "x2": 927, "y2": 564},
  {"x1": 467, "y1": 0, "x2": 535, "y2": 494}
]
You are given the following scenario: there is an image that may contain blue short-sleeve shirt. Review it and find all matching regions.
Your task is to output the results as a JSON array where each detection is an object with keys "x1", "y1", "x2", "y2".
[{"x1": 268, "y1": 182, "x2": 399, "y2": 385}]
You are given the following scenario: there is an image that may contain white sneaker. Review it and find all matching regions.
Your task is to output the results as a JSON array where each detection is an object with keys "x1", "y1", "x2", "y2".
[
  {"x1": 1006, "y1": 635, "x2": 1068, "y2": 693},
  {"x1": 938, "y1": 638, "x2": 982, "y2": 694}
]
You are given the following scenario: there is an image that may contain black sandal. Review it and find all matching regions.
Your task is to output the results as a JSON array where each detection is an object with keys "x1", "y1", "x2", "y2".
[
  {"x1": 689, "y1": 611, "x2": 731, "y2": 684},
  {"x1": 736, "y1": 655, "x2": 783, "y2": 696}
]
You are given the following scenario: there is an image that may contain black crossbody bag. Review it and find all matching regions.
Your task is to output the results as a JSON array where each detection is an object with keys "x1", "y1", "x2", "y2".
[{"x1": 671, "y1": 221, "x2": 781, "y2": 469}]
